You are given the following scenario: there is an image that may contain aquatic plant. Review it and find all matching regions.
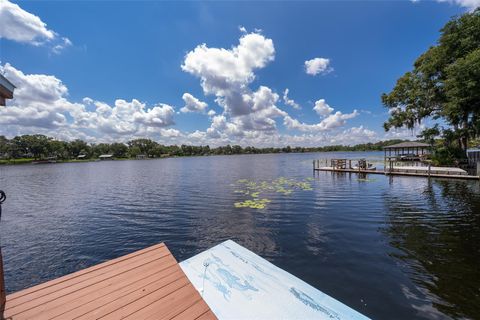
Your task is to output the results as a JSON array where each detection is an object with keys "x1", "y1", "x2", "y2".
[{"x1": 233, "y1": 177, "x2": 314, "y2": 209}]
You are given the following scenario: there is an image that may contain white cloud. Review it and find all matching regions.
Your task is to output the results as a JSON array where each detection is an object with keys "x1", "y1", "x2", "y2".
[
  {"x1": 284, "y1": 110, "x2": 359, "y2": 132},
  {"x1": 182, "y1": 32, "x2": 274, "y2": 97},
  {"x1": 0, "y1": 0, "x2": 71, "y2": 52},
  {"x1": 0, "y1": 63, "x2": 175, "y2": 142},
  {"x1": 283, "y1": 88, "x2": 300, "y2": 109},
  {"x1": 313, "y1": 99, "x2": 334, "y2": 117},
  {"x1": 182, "y1": 32, "x2": 359, "y2": 145},
  {"x1": 52, "y1": 37, "x2": 73, "y2": 54},
  {"x1": 182, "y1": 32, "x2": 286, "y2": 135},
  {"x1": 383, "y1": 124, "x2": 425, "y2": 140},
  {"x1": 283, "y1": 98, "x2": 357, "y2": 132},
  {"x1": 1, "y1": 30, "x2": 369, "y2": 148},
  {"x1": 180, "y1": 93, "x2": 208, "y2": 113},
  {"x1": 335, "y1": 126, "x2": 377, "y2": 145},
  {"x1": 304, "y1": 57, "x2": 332, "y2": 76},
  {"x1": 238, "y1": 25, "x2": 247, "y2": 33},
  {"x1": 436, "y1": 0, "x2": 480, "y2": 10}
]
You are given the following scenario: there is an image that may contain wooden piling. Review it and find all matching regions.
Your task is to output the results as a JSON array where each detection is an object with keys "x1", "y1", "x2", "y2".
[{"x1": 1, "y1": 247, "x2": 5, "y2": 319}]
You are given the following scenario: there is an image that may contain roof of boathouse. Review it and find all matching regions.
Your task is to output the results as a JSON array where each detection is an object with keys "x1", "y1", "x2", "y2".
[{"x1": 383, "y1": 141, "x2": 430, "y2": 149}]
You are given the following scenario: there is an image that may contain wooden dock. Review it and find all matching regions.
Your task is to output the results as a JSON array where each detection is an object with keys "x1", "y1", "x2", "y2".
[
  {"x1": 314, "y1": 166, "x2": 480, "y2": 180},
  {"x1": 4, "y1": 243, "x2": 217, "y2": 320}
]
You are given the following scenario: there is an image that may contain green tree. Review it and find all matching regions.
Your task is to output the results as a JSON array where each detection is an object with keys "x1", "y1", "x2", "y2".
[
  {"x1": 109, "y1": 143, "x2": 128, "y2": 158},
  {"x1": 68, "y1": 139, "x2": 89, "y2": 158},
  {"x1": 127, "y1": 139, "x2": 158, "y2": 157},
  {"x1": 382, "y1": 9, "x2": 480, "y2": 154}
]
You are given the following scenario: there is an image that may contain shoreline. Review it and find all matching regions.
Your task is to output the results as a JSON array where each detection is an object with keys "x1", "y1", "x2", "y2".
[{"x1": 0, "y1": 150, "x2": 385, "y2": 166}]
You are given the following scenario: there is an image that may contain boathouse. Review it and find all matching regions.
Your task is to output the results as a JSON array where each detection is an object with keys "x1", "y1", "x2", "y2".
[
  {"x1": 99, "y1": 154, "x2": 114, "y2": 160},
  {"x1": 0, "y1": 74, "x2": 15, "y2": 106},
  {"x1": 383, "y1": 141, "x2": 431, "y2": 162}
]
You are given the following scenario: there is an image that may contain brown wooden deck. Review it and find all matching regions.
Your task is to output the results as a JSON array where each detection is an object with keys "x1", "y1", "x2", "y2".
[{"x1": 4, "y1": 243, "x2": 217, "y2": 320}]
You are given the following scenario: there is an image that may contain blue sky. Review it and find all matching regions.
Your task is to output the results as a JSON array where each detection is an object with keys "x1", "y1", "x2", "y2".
[{"x1": 0, "y1": 0, "x2": 473, "y2": 146}]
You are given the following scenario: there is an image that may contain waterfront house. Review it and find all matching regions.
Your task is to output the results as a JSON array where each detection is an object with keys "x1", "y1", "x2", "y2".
[
  {"x1": 77, "y1": 154, "x2": 86, "y2": 159},
  {"x1": 98, "y1": 154, "x2": 114, "y2": 160},
  {"x1": 136, "y1": 154, "x2": 147, "y2": 160},
  {"x1": 0, "y1": 74, "x2": 15, "y2": 106}
]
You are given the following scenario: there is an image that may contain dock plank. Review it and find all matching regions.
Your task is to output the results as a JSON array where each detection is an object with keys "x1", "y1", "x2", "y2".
[
  {"x1": 6, "y1": 246, "x2": 172, "y2": 314},
  {"x1": 7, "y1": 243, "x2": 166, "y2": 301},
  {"x1": 5, "y1": 243, "x2": 217, "y2": 320}
]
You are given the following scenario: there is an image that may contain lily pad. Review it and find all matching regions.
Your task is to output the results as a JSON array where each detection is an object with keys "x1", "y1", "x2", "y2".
[{"x1": 233, "y1": 177, "x2": 313, "y2": 209}]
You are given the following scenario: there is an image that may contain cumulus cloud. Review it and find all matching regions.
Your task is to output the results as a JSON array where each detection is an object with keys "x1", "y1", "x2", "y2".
[
  {"x1": 1, "y1": 31, "x2": 367, "y2": 147},
  {"x1": 304, "y1": 57, "x2": 332, "y2": 76},
  {"x1": 313, "y1": 99, "x2": 334, "y2": 117},
  {"x1": 180, "y1": 93, "x2": 208, "y2": 113},
  {"x1": 283, "y1": 110, "x2": 358, "y2": 132},
  {"x1": 0, "y1": 0, "x2": 72, "y2": 52},
  {"x1": 182, "y1": 32, "x2": 286, "y2": 135},
  {"x1": 0, "y1": 63, "x2": 175, "y2": 142},
  {"x1": 181, "y1": 32, "x2": 275, "y2": 98},
  {"x1": 283, "y1": 88, "x2": 300, "y2": 110},
  {"x1": 283, "y1": 97, "x2": 358, "y2": 132},
  {"x1": 182, "y1": 31, "x2": 359, "y2": 145}
]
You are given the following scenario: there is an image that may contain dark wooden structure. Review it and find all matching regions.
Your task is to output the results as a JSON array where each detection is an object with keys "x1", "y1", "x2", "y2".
[
  {"x1": 467, "y1": 149, "x2": 480, "y2": 176},
  {"x1": 4, "y1": 243, "x2": 216, "y2": 320},
  {"x1": 0, "y1": 74, "x2": 15, "y2": 106}
]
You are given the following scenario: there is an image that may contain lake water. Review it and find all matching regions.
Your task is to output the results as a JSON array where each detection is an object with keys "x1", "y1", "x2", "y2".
[{"x1": 1, "y1": 152, "x2": 479, "y2": 319}]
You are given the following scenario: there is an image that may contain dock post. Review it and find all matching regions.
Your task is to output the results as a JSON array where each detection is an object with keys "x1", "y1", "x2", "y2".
[
  {"x1": 0, "y1": 247, "x2": 5, "y2": 319},
  {"x1": 0, "y1": 190, "x2": 5, "y2": 320},
  {"x1": 477, "y1": 161, "x2": 480, "y2": 177},
  {"x1": 428, "y1": 163, "x2": 431, "y2": 177}
]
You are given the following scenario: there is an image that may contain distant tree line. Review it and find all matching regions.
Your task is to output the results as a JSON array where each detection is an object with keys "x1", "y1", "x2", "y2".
[{"x1": 0, "y1": 134, "x2": 412, "y2": 161}]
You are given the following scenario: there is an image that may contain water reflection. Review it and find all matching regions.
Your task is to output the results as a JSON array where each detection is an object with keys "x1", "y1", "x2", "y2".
[{"x1": 383, "y1": 178, "x2": 480, "y2": 319}]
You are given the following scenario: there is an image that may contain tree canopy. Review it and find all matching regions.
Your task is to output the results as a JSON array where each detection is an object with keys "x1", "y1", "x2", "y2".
[
  {"x1": 382, "y1": 9, "x2": 480, "y2": 153},
  {"x1": 0, "y1": 134, "x2": 411, "y2": 162}
]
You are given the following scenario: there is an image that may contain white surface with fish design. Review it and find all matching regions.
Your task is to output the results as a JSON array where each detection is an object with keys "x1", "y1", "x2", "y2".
[{"x1": 180, "y1": 240, "x2": 370, "y2": 320}]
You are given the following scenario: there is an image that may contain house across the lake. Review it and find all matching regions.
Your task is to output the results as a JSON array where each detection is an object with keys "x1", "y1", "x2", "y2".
[
  {"x1": 136, "y1": 154, "x2": 147, "y2": 160},
  {"x1": 77, "y1": 154, "x2": 87, "y2": 159},
  {"x1": 0, "y1": 74, "x2": 15, "y2": 106},
  {"x1": 98, "y1": 154, "x2": 114, "y2": 160}
]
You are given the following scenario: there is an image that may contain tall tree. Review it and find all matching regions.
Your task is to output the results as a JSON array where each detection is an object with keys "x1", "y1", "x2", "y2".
[{"x1": 382, "y1": 9, "x2": 480, "y2": 153}]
